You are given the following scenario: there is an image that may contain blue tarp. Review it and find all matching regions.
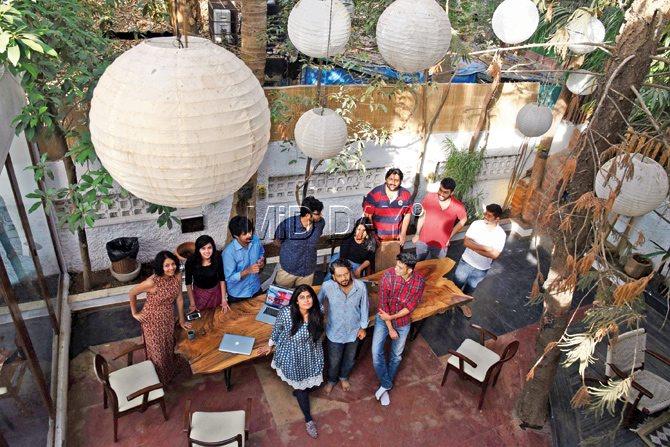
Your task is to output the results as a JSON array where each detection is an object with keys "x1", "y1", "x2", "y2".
[{"x1": 302, "y1": 64, "x2": 424, "y2": 85}]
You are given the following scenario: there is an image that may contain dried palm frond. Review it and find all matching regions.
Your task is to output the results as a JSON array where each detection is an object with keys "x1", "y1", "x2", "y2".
[
  {"x1": 587, "y1": 377, "x2": 631, "y2": 418},
  {"x1": 559, "y1": 332, "x2": 600, "y2": 376},
  {"x1": 613, "y1": 274, "x2": 653, "y2": 306},
  {"x1": 574, "y1": 192, "x2": 598, "y2": 213},
  {"x1": 577, "y1": 247, "x2": 597, "y2": 275},
  {"x1": 561, "y1": 157, "x2": 577, "y2": 183},
  {"x1": 571, "y1": 385, "x2": 591, "y2": 408}
]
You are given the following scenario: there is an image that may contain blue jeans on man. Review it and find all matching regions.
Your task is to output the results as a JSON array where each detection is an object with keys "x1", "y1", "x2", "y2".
[
  {"x1": 414, "y1": 241, "x2": 448, "y2": 262},
  {"x1": 326, "y1": 338, "x2": 358, "y2": 384},
  {"x1": 371, "y1": 315, "x2": 411, "y2": 390},
  {"x1": 453, "y1": 259, "x2": 489, "y2": 294}
]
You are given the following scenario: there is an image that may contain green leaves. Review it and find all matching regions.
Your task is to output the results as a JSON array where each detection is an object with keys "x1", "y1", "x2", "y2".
[
  {"x1": 147, "y1": 204, "x2": 180, "y2": 230},
  {"x1": 6, "y1": 44, "x2": 19, "y2": 65}
]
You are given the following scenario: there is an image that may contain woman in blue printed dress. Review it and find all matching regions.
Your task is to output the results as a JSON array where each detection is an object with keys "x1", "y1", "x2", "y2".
[{"x1": 259, "y1": 284, "x2": 325, "y2": 438}]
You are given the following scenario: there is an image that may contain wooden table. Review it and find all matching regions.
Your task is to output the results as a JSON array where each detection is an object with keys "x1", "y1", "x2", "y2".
[{"x1": 175, "y1": 258, "x2": 471, "y2": 387}]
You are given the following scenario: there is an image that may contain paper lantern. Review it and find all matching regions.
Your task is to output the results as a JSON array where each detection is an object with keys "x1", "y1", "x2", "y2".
[
  {"x1": 491, "y1": 0, "x2": 539, "y2": 45},
  {"x1": 376, "y1": 0, "x2": 451, "y2": 73},
  {"x1": 288, "y1": 0, "x2": 351, "y2": 59},
  {"x1": 567, "y1": 13, "x2": 605, "y2": 54},
  {"x1": 294, "y1": 108, "x2": 348, "y2": 159},
  {"x1": 89, "y1": 37, "x2": 270, "y2": 208},
  {"x1": 566, "y1": 71, "x2": 598, "y2": 96},
  {"x1": 594, "y1": 153, "x2": 669, "y2": 217},
  {"x1": 516, "y1": 104, "x2": 553, "y2": 137}
]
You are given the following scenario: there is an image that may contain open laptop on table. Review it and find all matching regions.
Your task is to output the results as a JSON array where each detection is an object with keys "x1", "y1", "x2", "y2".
[
  {"x1": 218, "y1": 334, "x2": 255, "y2": 355},
  {"x1": 255, "y1": 284, "x2": 293, "y2": 324}
]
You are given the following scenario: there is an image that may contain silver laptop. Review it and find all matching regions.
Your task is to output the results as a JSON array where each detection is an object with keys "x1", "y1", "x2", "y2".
[
  {"x1": 256, "y1": 284, "x2": 293, "y2": 325},
  {"x1": 218, "y1": 334, "x2": 255, "y2": 355}
]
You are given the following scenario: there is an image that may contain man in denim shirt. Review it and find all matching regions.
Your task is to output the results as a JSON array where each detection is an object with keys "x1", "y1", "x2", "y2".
[
  {"x1": 274, "y1": 196, "x2": 325, "y2": 288},
  {"x1": 222, "y1": 216, "x2": 265, "y2": 301},
  {"x1": 317, "y1": 259, "x2": 369, "y2": 394}
]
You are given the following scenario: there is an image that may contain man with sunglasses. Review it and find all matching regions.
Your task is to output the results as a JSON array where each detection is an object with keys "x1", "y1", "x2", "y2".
[{"x1": 413, "y1": 177, "x2": 467, "y2": 261}]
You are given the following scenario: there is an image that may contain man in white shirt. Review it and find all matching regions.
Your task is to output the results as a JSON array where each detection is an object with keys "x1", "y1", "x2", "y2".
[{"x1": 454, "y1": 204, "x2": 506, "y2": 317}]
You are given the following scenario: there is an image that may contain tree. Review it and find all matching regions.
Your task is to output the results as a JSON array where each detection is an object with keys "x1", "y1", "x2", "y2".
[{"x1": 516, "y1": 0, "x2": 670, "y2": 428}]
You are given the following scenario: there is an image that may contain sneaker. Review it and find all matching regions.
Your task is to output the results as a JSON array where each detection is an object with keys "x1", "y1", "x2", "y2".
[
  {"x1": 375, "y1": 386, "x2": 388, "y2": 400},
  {"x1": 380, "y1": 390, "x2": 390, "y2": 406},
  {"x1": 324, "y1": 382, "x2": 335, "y2": 395},
  {"x1": 306, "y1": 421, "x2": 318, "y2": 438}
]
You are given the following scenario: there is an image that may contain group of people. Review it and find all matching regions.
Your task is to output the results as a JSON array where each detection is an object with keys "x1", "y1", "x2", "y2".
[{"x1": 126, "y1": 167, "x2": 508, "y2": 438}]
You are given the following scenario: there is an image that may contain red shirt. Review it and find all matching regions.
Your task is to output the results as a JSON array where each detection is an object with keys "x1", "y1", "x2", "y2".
[
  {"x1": 418, "y1": 193, "x2": 467, "y2": 249},
  {"x1": 362, "y1": 185, "x2": 412, "y2": 241},
  {"x1": 378, "y1": 268, "x2": 425, "y2": 328}
]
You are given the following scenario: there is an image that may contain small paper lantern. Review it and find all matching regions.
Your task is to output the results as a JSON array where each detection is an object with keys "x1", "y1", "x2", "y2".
[
  {"x1": 376, "y1": 0, "x2": 451, "y2": 73},
  {"x1": 567, "y1": 13, "x2": 605, "y2": 54},
  {"x1": 594, "y1": 153, "x2": 669, "y2": 217},
  {"x1": 491, "y1": 0, "x2": 539, "y2": 45},
  {"x1": 516, "y1": 104, "x2": 553, "y2": 137},
  {"x1": 90, "y1": 37, "x2": 271, "y2": 208},
  {"x1": 566, "y1": 71, "x2": 598, "y2": 96},
  {"x1": 288, "y1": 0, "x2": 351, "y2": 59},
  {"x1": 294, "y1": 108, "x2": 348, "y2": 159}
]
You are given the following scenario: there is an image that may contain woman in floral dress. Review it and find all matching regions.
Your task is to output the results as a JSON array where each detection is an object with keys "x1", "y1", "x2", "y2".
[
  {"x1": 128, "y1": 251, "x2": 191, "y2": 384},
  {"x1": 259, "y1": 284, "x2": 325, "y2": 438}
]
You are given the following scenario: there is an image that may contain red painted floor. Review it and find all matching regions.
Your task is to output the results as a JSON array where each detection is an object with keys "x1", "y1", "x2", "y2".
[{"x1": 68, "y1": 324, "x2": 551, "y2": 447}]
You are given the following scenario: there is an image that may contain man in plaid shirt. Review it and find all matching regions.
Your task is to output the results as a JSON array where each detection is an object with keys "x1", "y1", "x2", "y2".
[{"x1": 372, "y1": 252, "x2": 425, "y2": 406}]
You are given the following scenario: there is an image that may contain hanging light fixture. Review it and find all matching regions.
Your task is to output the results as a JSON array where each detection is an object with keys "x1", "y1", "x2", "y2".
[
  {"x1": 566, "y1": 71, "x2": 598, "y2": 96},
  {"x1": 594, "y1": 153, "x2": 669, "y2": 217},
  {"x1": 516, "y1": 103, "x2": 553, "y2": 137},
  {"x1": 294, "y1": 108, "x2": 348, "y2": 159},
  {"x1": 288, "y1": 0, "x2": 351, "y2": 59},
  {"x1": 89, "y1": 36, "x2": 271, "y2": 208},
  {"x1": 376, "y1": 0, "x2": 452, "y2": 73},
  {"x1": 566, "y1": 12, "x2": 605, "y2": 55},
  {"x1": 491, "y1": 0, "x2": 539, "y2": 45}
]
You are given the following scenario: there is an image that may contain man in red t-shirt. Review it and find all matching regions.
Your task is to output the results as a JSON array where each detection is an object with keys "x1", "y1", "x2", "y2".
[{"x1": 412, "y1": 177, "x2": 467, "y2": 261}]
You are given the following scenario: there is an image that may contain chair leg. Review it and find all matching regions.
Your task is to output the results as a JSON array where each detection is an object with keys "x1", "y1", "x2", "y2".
[
  {"x1": 621, "y1": 403, "x2": 635, "y2": 428},
  {"x1": 160, "y1": 399, "x2": 168, "y2": 421},
  {"x1": 103, "y1": 388, "x2": 108, "y2": 409},
  {"x1": 440, "y1": 365, "x2": 450, "y2": 387},
  {"x1": 477, "y1": 383, "x2": 488, "y2": 410},
  {"x1": 492, "y1": 366, "x2": 502, "y2": 388},
  {"x1": 113, "y1": 416, "x2": 118, "y2": 443}
]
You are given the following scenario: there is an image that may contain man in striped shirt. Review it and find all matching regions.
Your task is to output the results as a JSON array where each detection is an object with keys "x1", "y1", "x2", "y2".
[
  {"x1": 363, "y1": 168, "x2": 412, "y2": 271},
  {"x1": 372, "y1": 252, "x2": 425, "y2": 406}
]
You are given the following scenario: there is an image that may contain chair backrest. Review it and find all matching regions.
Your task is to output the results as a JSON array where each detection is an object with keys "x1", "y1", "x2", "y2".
[
  {"x1": 606, "y1": 328, "x2": 646, "y2": 378},
  {"x1": 499, "y1": 340, "x2": 520, "y2": 364},
  {"x1": 93, "y1": 353, "x2": 110, "y2": 384}
]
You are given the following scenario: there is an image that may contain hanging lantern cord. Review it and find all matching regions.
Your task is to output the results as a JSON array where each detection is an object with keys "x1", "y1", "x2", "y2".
[{"x1": 316, "y1": 0, "x2": 336, "y2": 115}]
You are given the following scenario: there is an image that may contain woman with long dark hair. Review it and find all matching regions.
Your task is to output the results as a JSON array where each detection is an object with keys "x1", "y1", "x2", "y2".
[
  {"x1": 259, "y1": 285, "x2": 325, "y2": 438},
  {"x1": 185, "y1": 235, "x2": 229, "y2": 312},
  {"x1": 324, "y1": 217, "x2": 376, "y2": 281},
  {"x1": 128, "y1": 251, "x2": 190, "y2": 384}
]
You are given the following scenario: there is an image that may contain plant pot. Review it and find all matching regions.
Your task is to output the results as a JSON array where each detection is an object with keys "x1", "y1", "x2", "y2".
[
  {"x1": 110, "y1": 262, "x2": 141, "y2": 282},
  {"x1": 623, "y1": 254, "x2": 653, "y2": 279},
  {"x1": 176, "y1": 241, "x2": 195, "y2": 263},
  {"x1": 111, "y1": 257, "x2": 137, "y2": 274}
]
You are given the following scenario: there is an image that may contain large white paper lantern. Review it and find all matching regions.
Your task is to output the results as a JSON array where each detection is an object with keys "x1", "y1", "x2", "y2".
[
  {"x1": 567, "y1": 13, "x2": 605, "y2": 54},
  {"x1": 491, "y1": 0, "x2": 539, "y2": 45},
  {"x1": 288, "y1": 0, "x2": 351, "y2": 59},
  {"x1": 516, "y1": 104, "x2": 553, "y2": 137},
  {"x1": 294, "y1": 108, "x2": 348, "y2": 159},
  {"x1": 566, "y1": 71, "x2": 598, "y2": 96},
  {"x1": 594, "y1": 153, "x2": 669, "y2": 217},
  {"x1": 89, "y1": 37, "x2": 271, "y2": 208},
  {"x1": 376, "y1": 0, "x2": 452, "y2": 73}
]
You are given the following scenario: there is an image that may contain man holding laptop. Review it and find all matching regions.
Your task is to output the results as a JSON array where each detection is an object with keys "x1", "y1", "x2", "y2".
[{"x1": 317, "y1": 259, "x2": 369, "y2": 394}]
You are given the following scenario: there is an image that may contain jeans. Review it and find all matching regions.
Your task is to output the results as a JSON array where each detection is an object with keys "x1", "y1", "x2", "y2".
[
  {"x1": 326, "y1": 338, "x2": 358, "y2": 384},
  {"x1": 371, "y1": 315, "x2": 411, "y2": 390},
  {"x1": 323, "y1": 252, "x2": 362, "y2": 282},
  {"x1": 292, "y1": 387, "x2": 316, "y2": 422},
  {"x1": 414, "y1": 241, "x2": 449, "y2": 261},
  {"x1": 453, "y1": 259, "x2": 489, "y2": 294}
]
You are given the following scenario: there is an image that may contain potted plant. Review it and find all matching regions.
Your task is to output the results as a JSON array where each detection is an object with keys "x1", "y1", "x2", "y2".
[
  {"x1": 623, "y1": 253, "x2": 653, "y2": 279},
  {"x1": 106, "y1": 237, "x2": 140, "y2": 282}
]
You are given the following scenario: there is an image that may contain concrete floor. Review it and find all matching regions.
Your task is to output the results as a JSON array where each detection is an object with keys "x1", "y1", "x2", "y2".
[{"x1": 68, "y1": 324, "x2": 551, "y2": 447}]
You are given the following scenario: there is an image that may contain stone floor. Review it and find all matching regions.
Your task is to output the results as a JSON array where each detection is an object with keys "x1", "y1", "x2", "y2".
[{"x1": 68, "y1": 324, "x2": 551, "y2": 447}]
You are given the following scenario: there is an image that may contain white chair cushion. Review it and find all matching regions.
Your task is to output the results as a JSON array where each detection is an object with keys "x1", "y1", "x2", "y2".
[
  {"x1": 447, "y1": 339, "x2": 500, "y2": 382},
  {"x1": 606, "y1": 328, "x2": 646, "y2": 378},
  {"x1": 627, "y1": 370, "x2": 670, "y2": 414},
  {"x1": 108, "y1": 360, "x2": 164, "y2": 412},
  {"x1": 191, "y1": 410, "x2": 246, "y2": 447}
]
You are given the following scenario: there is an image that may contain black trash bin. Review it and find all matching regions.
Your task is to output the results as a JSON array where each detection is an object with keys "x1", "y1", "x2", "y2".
[{"x1": 106, "y1": 237, "x2": 139, "y2": 274}]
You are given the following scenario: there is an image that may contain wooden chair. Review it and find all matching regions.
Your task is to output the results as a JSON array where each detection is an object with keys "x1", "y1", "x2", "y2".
[
  {"x1": 440, "y1": 324, "x2": 519, "y2": 410},
  {"x1": 184, "y1": 398, "x2": 252, "y2": 447},
  {"x1": 605, "y1": 328, "x2": 670, "y2": 427},
  {"x1": 93, "y1": 344, "x2": 168, "y2": 442}
]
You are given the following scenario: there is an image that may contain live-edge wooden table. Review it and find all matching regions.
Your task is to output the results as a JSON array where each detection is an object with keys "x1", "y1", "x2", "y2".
[{"x1": 174, "y1": 257, "x2": 472, "y2": 389}]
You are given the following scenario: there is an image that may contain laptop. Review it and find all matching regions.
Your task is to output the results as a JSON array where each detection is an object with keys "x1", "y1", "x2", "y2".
[
  {"x1": 255, "y1": 284, "x2": 293, "y2": 324},
  {"x1": 218, "y1": 334, "x2": 255, "y2": 355}
]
